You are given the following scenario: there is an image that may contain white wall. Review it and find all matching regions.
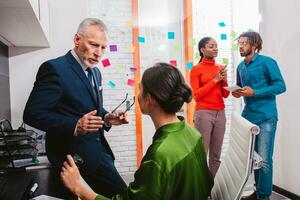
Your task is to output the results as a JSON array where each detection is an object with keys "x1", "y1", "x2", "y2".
[
  {"x1": 260, "y1": 0, "x2": 300, "y2": 194},
  {"x1": 9, "y1": 0, "x2": 88, "y2": 127},
  {"x1": 138, "y1": 0, "x2": 185, "y2": 154},
  {"x1": 88, "y1": 0, "x2": 137, "y2": 176}
]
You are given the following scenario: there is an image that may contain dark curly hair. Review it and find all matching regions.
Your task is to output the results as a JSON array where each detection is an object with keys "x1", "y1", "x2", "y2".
[
  {"x1": 141, "y1": 63, "x2": 192, "y2": 114},
  {"x1": 237, "y1": 31, "x2": 263, "y2": 53}
]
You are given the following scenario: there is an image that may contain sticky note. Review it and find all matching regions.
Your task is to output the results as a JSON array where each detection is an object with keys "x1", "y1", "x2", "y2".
[
  {"x1": 230, "y1": 31, "x2": 237, "y2": 39},
  {"x1": 168, "y1": 32, "x2": 175, "y2": 39},
  {"x1": 102, "y1": 58, "x2": 111, "y2": 67},
  {"x1": 195, "y1": 52, "x2": 200, "y2": 60},
  {"x1": 130, "y1": 67, "x2": 137, "y2": 73},
  {"x1": 174, "y1": 44, "x2": 181, "y2": 52},
  {"x1": 186, "y1": 62, "x2": 193, "y2": 70},
  {"x1": 125, "y1": 19, "x2": 133, "y2": 27},
  {"x1": 232, "y1": 44, "x2": 238, "y2": 51},
  {"x1": 115, "y1": 64, "x2": 125, "y2": 73},
  {"x1": 138, "y1": 36, "x2": 145, "y2": 43},
  {"x1": 189, "y1": 38, "x2": 196, "y2": 46},
  {"x1": 108, "y1": 81, "x2": 116, "y2": 88},
  {"x1": 127, "y1": 79, "x2": 135, "y2": 87},
  {"x1": 222, "y1": 58, "x2": 229, "y2": 65},
  {"x1": 220, "y1": 34, "x2": 227, "y2": 40},
  {"x1": 109, "y1": 45, "x2": 117, "y2": 52},
  {"x1": 170, "y1": 60, "x2": 177, "y2": 67},
  {"x1": 218, "y1": 22, "x2": 226, "y2": 27},
  {"x1": 128, "y1": 45, "x2": 135, "y2": 53}
]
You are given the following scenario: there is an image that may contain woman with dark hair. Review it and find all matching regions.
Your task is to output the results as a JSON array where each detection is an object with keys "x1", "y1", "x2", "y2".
[
  {"x1": 60, "y1": 63, "x2": 214, "y2": 200},
  {"x1": 190, "y1": 37, "x2": 229, "y2": 176}
]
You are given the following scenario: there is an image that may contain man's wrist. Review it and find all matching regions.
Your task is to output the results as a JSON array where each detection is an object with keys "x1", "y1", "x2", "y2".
[{"x1": 104, "y1": 113, "x2": 112, "y2": 127}]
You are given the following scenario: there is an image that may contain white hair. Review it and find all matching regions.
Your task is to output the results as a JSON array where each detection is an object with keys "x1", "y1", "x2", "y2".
[{"x1": 77, "y1": 18, "x2": 107, "y2": 35}]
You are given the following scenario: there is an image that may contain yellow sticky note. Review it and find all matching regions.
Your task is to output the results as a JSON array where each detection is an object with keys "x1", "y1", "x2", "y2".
[
  {"x1": 128, "y1": 45, "x2": 135, "y2": 53},
  {"x1": 115, "y1": 64, "x2": 125, "y2": 73},
  {"x1": 125, "y1": 19, "x2": 133, "y2": 27}
]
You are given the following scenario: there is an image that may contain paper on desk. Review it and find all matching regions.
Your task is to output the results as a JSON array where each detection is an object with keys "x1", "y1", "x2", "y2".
[
  {"x1": 31, "y1": 195, "x2": 63, "y2": 200},
  {"x1": 223, "y1": 85, "x2": 242, "y2": 92}
]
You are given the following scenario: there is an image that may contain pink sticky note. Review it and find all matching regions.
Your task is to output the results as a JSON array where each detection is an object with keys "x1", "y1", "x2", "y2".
[
  {"x1": 127, "y1": 79, "x2": 134, "y2": 87},
  {"x1": 102, "y1": 59, "x2": 111, "y2": 67},
  {"x1": 170, "y1": 60, "x2": 177, "y2": 67}
]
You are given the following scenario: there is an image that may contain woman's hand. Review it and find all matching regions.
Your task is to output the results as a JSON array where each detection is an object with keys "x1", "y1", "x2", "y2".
[
  {"x1": 60, "y1": 155, "x2": 82, "y2": 195},
  {"x1": 214, "y1": 65, "x2": 227, "y2": 82},
  {"x1": 60, "y1": 155, "x2": 98, "y2": 200}
]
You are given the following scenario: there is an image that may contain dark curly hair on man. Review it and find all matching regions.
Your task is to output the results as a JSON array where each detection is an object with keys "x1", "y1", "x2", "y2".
[{"x1": 237, "y1": 31, "x2": 263, "y2": 53}]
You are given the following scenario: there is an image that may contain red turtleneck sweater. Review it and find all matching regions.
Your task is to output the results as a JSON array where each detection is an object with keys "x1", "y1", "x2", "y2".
[{"x1": 190, "y1": 58, "x2": 229, "y2": 110}]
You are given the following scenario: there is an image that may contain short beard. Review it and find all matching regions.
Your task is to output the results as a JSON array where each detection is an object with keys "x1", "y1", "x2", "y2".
[{"x1": 240, "y1": 48, "x2": 252, "y2": 57}]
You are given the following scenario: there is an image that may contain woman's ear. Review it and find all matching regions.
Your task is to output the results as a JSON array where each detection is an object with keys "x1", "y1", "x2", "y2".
[
  {"x1": 147, "y1": 95, "x2": 158, "y2": 106},
  {"x1": 200, "y1": 47, "x2": 205, "y2": 55}
]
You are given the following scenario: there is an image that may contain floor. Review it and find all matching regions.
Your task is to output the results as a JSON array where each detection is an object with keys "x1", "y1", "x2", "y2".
[{"x1": 243, "y1": 174, "x2": 291, "y2": 200}]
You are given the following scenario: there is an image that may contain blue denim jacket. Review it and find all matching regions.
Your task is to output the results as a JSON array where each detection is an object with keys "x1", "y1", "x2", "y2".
[{"x1": 237, "y1": 54, "x2": 286, "y2": 124}]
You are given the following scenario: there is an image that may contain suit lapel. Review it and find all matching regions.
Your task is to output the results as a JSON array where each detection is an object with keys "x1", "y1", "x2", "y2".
[{"x1": 65, "y1": 51, "x2": 98, "y2": 106}]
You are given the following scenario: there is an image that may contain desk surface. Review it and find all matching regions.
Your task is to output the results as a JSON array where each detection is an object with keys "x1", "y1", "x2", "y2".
[{"x1": 0, "y1": 167, "x2": 77, "y2": 200}]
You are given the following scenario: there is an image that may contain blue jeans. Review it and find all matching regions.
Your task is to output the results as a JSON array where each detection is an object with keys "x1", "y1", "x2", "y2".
[{"x1": 254, "y1": 117, "x2": 277, "y2": 200}]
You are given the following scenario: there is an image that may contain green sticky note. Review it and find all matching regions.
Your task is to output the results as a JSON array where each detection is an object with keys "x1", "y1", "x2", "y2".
[
  {"x1": 189, "y1": 38, "x2": 196, "y2": 46},
  {"x1": 195, "y1": 52, "x2": 200, "y2": 60},
  {"x1": 222, "y1": 58, "x2": 229, "y2": 65},
  {"x1": 232, "y1": 44, "x2": 238, "y2": 51},
  {"x1": 231, "y1": 31, "x2": 237, "y2": 39},
  {"x1": 174, "y1": 44, "x2": 181, "y2": 52}
]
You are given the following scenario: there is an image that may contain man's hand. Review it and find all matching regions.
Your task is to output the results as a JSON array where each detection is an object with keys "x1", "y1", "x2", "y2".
[
  {"x1": 76, "y1": 110, "x2": 104, "y2": 134},
  {"x1": 241, "y1": 86, "x2": 254, "y2": 96},
  {"x1": 105, "y1": 111, "x2": 129, "y2": 126},
  {"x1": 232, "y1": 86, "x2": 254, "y2": 98}
]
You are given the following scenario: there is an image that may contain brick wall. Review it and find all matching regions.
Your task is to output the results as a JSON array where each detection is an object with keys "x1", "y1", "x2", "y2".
[{"x1": 88, "y1": 0, "x2": 137, "y2": 176}]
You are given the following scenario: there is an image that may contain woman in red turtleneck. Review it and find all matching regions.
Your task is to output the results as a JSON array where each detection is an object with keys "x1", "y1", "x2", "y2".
[{"x1": 190, "y1": 37, "x2": 229, "y2": 176}]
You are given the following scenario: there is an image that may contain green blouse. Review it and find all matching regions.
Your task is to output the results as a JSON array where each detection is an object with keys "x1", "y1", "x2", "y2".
[{"x1": 96, "y1": 117, "x2": 213, "y2": 200}]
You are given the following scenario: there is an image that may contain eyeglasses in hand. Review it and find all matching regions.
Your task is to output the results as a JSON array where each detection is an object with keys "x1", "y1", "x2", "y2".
[{"x1": 111, "y1": 93, "x2": 135, "y2": 114}]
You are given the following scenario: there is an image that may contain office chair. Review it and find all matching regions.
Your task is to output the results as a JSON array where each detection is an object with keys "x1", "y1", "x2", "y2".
[{"x1": 211, "y1": 112, "x2": 260, "y2": 200}]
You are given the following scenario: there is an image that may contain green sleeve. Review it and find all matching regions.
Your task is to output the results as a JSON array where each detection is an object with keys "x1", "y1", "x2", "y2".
[{"x1": 95, "y1": 160, "x2": 167, "y2": 200}]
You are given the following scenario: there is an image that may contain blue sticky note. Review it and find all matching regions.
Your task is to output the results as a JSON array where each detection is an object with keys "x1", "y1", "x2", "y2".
[
  {"x1": 186, "y1": 62, "x2": 193, "y2": 70},
  {"x1": 220, "y1": 34, "x2": 227, "y2": 40},
  {"x1": 138, "y1": 36, "x2": 145, "y2": 43},
  {"x1": 218, "y1": 22, "x2": 226, "y2": 27},
  {"x1": 108, "y1": 81, "x2": 116, "y2": 89},
  {"x1": 168, "y1": 32, "x2": 175, "y2": 39}
]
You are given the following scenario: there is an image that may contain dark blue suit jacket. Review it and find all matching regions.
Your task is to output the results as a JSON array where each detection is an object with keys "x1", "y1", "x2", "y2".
[
  {"x1": 23, "y1": 50, "x2": 115, "y2": 170},
  {"x1": 24, "y1": 51, "x2": 127, "y2": 196}
]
